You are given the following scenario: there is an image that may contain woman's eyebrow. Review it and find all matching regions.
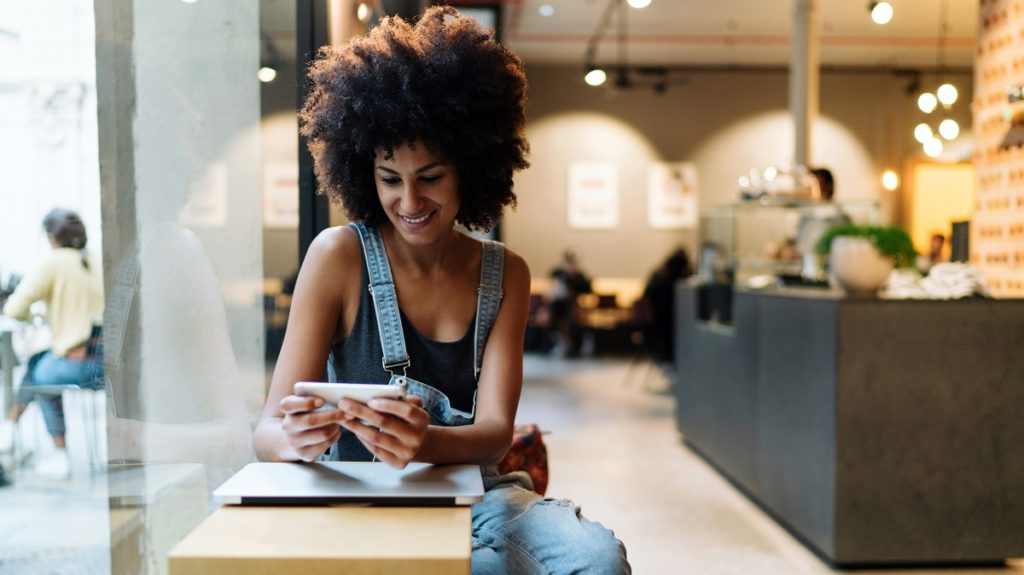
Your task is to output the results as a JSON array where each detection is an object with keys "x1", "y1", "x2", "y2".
[{"x1": 374, "y1": 162, "x2": 447, "y2": 174}]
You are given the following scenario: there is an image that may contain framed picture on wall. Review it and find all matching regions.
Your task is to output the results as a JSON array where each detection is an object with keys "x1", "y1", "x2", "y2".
[
  {"x1": 567, "y1": 162, "x2": 619, "y2": 229},
  {"x1": 263, "y1": 161, "x2": 300, "y2": 229},
  {"x1": 647, "y1": 162, "x2": 698, "y2": 229}
]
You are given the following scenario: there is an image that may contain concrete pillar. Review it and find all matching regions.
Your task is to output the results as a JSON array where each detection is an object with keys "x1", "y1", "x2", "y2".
[{"x1": 95, "y1": 1, "x2": 264, "y2": 571}]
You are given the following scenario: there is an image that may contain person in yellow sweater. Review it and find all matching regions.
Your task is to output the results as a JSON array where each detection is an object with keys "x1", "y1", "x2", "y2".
[{"x1": 0, "y1": 208, "x2": 104, "y2": 479}]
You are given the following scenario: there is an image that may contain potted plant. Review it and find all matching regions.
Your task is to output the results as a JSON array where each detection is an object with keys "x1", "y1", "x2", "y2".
[{"x1": 815, "y1": 224, "x2": 917, "y2": 295}]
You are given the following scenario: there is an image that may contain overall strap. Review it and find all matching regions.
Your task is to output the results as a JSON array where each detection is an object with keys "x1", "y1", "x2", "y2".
[
  {"x1": 350, "y1": 222, "x2": 411, "y2": 376},
  {"x1": 474, "y1": 240, "x2": 505, "y2": 380}
]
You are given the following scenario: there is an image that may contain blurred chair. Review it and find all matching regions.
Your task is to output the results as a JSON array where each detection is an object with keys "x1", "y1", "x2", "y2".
[{"x1": 22, "y1": 385, "x2": 104, "y2": 473}]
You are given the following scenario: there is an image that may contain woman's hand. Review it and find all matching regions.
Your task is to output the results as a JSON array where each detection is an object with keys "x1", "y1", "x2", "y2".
[
  {"x1": 337, "y1": 396, "x2": 429, "y2": 469},
  {"x1": 279, "y1": 395, "x2": 345, "y2": 462}
]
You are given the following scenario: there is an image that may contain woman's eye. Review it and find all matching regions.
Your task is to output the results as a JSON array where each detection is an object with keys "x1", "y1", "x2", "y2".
[
  {"x1": 420, "y1": 174, "x2": 442, "y2": 184},
  {"x1": 381, "y1": 177, "x2": 401, "y2": 185}
]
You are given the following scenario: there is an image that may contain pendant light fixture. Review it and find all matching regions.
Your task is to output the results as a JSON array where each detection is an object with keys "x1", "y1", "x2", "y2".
[{"x1": 915, "y1": 0, "x2": 959, "y2": 156}]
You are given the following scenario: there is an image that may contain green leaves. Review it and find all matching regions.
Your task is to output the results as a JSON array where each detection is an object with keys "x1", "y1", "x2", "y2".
[{"x1": 815, "y1": 224, "x2": 918, "y2": 268}]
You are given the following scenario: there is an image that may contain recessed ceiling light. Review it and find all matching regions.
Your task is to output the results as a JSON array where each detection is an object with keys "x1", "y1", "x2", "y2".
[
  {"x1": 870, "y1": 2, "x2": 893, "y2": 25},
  {"x1": 627, "y1": 0, "x2": 652, "y2": 9},
  {"x1": 538, "y1": 4, "x2": 554, "y2": 17}
]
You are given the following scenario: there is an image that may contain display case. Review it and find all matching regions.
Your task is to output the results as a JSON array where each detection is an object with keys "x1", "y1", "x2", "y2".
[{"x1": 698, "y1": 200, "x2": 880, "y2": 284}]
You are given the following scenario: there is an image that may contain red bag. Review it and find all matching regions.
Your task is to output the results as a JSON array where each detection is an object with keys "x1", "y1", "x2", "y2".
[{"x1": 497, "y1": 423, "x2": 549, "y2": 495}]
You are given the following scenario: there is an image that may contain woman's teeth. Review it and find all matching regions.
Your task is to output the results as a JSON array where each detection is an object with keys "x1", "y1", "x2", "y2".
[{"x1": 402, "y1": 212, "x2": 431, "y2": 224}]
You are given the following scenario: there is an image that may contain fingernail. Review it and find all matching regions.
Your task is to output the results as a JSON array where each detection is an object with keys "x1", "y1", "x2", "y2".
[
  {"x1": 368, "y1": 399, "x2": 383, "y2": 409},
  {"x1": 314, "y1": 398, "x2": 324, "y2": 407}
]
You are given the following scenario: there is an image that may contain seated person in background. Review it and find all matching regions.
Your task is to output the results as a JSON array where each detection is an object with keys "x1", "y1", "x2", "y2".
[
  {"x1": 252, "y1": 8, "x2": 630, "y2": 574},
  {"x1": 548, "y1": 249, "x2": 592, "y2": 357},
  {"x1": 0, "y1": 208, "x2": 104, "y2": 479},
  {"x1": 917, "y1": 232, "x2": 946, "y2": 274},
  {"x1": 642, "y1": 248, "x2": 692, "y2": 363},
  {"x1": 795, "y1": 167, "x2": 851, "y2": 279}
]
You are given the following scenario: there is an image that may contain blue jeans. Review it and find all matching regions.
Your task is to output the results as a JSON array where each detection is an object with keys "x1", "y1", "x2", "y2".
[
  {"x1": 16, "y1": 350, "x2": 104, "y2": 437},
  {"x1": 472, "y1": 473, "x2": 631, "y2": 575}
]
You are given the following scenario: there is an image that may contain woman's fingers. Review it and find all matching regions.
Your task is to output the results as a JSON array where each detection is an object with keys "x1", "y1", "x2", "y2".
[
  {"x1": 338, "y1": 397, "x2": 428, "y2": 429},
  {"x1": 277, "y1": 394, "x2": 347, "y2": 461},
  {"x1": 280, "y1": 394, "x2": 323, "y2": 414},
  {"x1": 341, "y1": 417, "x2": 420, "y2": 465},
  {"x1": 292, "y1": 426, "x2": 342, "y2": 462}
]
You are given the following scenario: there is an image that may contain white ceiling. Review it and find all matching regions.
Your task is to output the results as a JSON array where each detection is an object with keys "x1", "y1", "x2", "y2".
[{"x1": 500, "y1": 0, "x2": 977, "y2": 70}]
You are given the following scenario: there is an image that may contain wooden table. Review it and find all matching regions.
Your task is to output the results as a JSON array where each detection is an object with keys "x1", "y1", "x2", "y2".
[{"x1": 168, "y1": 506, "x2": 472, "y2": 575}]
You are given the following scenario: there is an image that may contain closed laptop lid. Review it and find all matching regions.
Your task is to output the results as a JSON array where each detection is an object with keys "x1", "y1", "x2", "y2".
[{"x1": 213, "y1": 462, "x2": 484, "y2": 506}]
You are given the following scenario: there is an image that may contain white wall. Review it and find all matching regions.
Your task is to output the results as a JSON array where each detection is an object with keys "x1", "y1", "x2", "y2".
[{"x1": 505, "y1": 65, "x2": 973, "y2": 280}]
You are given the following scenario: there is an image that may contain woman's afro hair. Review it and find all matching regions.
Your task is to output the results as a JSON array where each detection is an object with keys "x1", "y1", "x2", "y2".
[{"x1": 299, "y1": 5, "x2": 530, "y2": 231}]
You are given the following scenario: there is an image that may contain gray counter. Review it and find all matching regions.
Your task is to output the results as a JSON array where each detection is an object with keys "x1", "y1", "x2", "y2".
[{"x1": 674, "y1": 284, "x2": 1024, "y2": 566}]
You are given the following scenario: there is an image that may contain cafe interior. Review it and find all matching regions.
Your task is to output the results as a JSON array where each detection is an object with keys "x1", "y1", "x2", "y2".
[{"x1": 0, "y1": 0, "x2": 1021, "y2": 573}]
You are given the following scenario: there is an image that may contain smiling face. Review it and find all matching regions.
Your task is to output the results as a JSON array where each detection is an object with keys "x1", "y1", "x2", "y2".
[{"x1": 374, "y1": 141, "x2": 460, "y2": 245}]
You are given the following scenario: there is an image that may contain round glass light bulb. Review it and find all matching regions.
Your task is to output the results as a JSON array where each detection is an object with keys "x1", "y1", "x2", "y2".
[
  {"x1": 871, "y1": 2, "x2": 894, "y2": 25},
  {"x1": 938, "y1": 119, "x2": 960, "y2": 140},
  {"x1": 257, "y1": 67, "x2": 277, "y2": 83},
  {"x1": 914, "y1": 123, "x2": 933, "y2": 144},
  {"x1": 937, "y1": 83, "x2": 958, "y2": 106},
  {"x1": 356, "y1": 2, "x2": 372, "y2": 22},
  {"x1": 763, "y1": 166, "x2": 778, "y2": 182},
  {"x1": 584, "y1": 69, "x2": 607, "y2": 86},
  {"x1": 923, "y1": 137, "x2": 943, "y2": 158},
  {"x1": 538, "y1": 4, "x2": 555, "y2": 17},
  {"x1": 918, "y1": 92, "x2": 938, "y2": 113},
  {"x1": 627, "y1": 0, "x2": 652, "y2": 8},
  {"x1": 882, "y1": 170, "x2": 899, "y2": 191},
  {"x1": 738, "y1": 176, "x2": 751, "y2": 189}
]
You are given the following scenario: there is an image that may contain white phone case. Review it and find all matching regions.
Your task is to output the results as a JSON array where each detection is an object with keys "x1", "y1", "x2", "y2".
[{"x1": 294, "y1": 382, "x2": 406, "y2": 405}]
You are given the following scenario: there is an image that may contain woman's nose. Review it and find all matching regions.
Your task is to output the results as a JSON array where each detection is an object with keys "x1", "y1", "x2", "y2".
[{"x1": 399, "y1": 184, "x2": 424, "y2": 213}]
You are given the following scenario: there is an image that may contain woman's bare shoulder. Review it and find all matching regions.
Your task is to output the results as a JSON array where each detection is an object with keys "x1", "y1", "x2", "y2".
[
  {"x1": 499, "y1": 245, "x2": 530, "y2": 286},
  {"x1": 307, "y1": 225, "x2": 362, "y2": 267}
]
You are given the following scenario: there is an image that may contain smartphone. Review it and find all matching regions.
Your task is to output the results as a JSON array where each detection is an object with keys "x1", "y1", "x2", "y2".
[{"x1": 294, "y1": 382, "x2": 406, "y2": 406}]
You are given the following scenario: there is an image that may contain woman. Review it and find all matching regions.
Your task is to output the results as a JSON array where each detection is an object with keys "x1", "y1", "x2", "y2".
[
  {"x1": 1, "y1": 208, "x2": 104, "y2": 479},
  {"x1": 253, "y1": 7, "x2": 630, "y2": 574}
]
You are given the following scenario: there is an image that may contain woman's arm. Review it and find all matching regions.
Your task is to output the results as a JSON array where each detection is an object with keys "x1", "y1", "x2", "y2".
[
  {"x1": 339, "y1": 249, "x2": 531, "y2": 467},
  {"x1": 253, "y1": 227, "x2": 358, "y2": 462},
  {"x1": 422, "y1": 250, "x2": 530, "y2": 464},
  {"x1": 2, "y1": 256, "x2": 55, "y2": 320}
]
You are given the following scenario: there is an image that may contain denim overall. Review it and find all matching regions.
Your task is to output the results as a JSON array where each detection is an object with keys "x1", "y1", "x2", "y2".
[
  {"x1": 332, "y1": 222, "x2": 503, "y2": 433},
  {"x1": 332, "y1": 223, "x2": 631, "y2": 574}
]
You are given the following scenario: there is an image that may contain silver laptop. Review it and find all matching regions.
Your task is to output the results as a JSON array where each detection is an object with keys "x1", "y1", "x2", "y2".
[{"x1": 214, "y1": 462, "x2": 484, "y2": 506}]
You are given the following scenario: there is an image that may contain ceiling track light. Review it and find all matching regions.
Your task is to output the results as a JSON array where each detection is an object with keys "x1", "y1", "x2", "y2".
[{"x1": 584, "y1": 68, "x2": 607, "y2": 86}]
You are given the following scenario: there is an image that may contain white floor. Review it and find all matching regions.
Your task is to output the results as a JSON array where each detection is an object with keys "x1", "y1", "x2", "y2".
[{"x1": 517, "y1": 353, "x2": 1024, "y2": 575}]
